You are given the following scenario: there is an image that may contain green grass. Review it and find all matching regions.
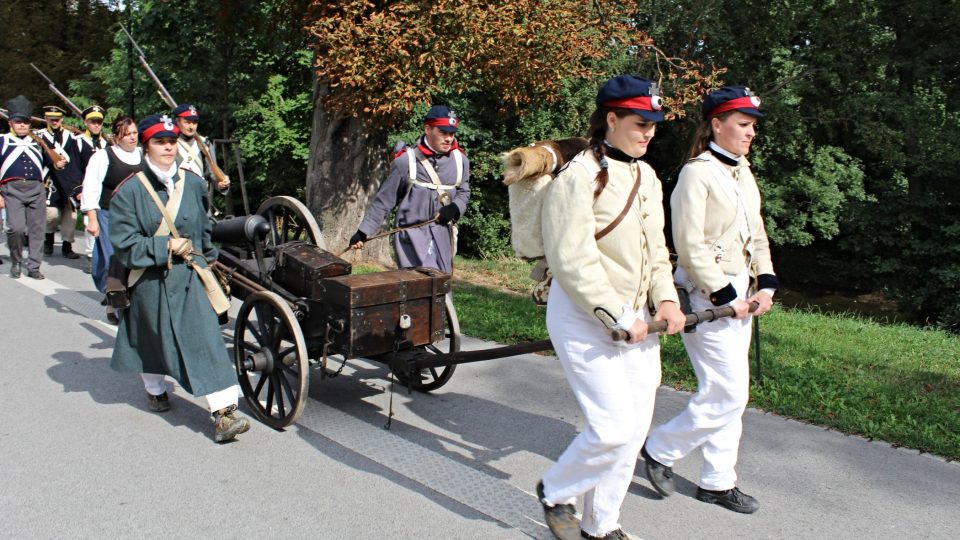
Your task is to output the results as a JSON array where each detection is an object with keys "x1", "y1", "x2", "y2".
[{"x1": 441, "y1": 256, "x2": 960, "y2": 460}]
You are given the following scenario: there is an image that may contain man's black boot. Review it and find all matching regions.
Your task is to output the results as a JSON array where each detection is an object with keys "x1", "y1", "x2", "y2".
[
  {"x1": 44, "y1": 233, "x2": 54, "y2": 255},
  {"x1": 62, "y1": 241, "x2": 80, "y2": 259},
  {"x1": 9, "y1": 262, "x2": 21, "y2": 278}
]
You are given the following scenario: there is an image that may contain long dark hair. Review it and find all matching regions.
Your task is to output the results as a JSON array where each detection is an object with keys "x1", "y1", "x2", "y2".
[
  {"x1": 587, "y1": 107, "x2": 634, "y2": 199},
  {"x1": 686, "y1": 111, "x2": 734, "y2": 160}
]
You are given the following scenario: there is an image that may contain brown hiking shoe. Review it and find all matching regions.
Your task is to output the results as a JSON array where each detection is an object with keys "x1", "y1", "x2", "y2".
[
  {"x1": 146, "y1": 392, "x2": 171, "y2": 413},
  {"x1": 537, "y1": 481, "x2": 581, "y2": 540},
  {"x1": 214, "y1": 406, "x2": 251, "y2": 443}
]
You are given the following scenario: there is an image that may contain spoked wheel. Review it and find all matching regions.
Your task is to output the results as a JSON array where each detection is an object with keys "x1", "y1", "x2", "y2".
[
  {"x1": 394, "y1": 294, "x2": 461, "y2": 392},
  {"x1": 234, "y1": 291, "x2": 309, "y2": 429},
  {"x1": 256, "y1": 196, "x2": 325, "y2": 250}
]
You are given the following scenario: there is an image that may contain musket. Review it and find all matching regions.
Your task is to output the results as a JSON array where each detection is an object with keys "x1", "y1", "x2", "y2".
[
  {"x1": 0, "y1": 109, "x2": 66, "y2": 170},
  {"x1": 30, "y1": 63, "x2": 84, "y2": 119},
  {"x1": 0, "y1": 108, "x2": 49, "y2": 127},
  {"x1": 119, "y1": 23, "x2": 178, "y2": 110},
  {"x1": 120, "y1": 23, "x2": 229, "y2": 187}
]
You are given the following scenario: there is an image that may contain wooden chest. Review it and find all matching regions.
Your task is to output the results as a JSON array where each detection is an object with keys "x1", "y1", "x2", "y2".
[
  {"x1": 321, "y1": 267, "x2": 451, "y2": 358},
  {"x1": 273, "y1": 244, "x2": 352, "y2": 299}
]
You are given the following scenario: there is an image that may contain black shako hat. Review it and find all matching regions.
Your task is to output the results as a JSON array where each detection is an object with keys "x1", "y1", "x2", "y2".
[
  {"x1": 5, "y1": 95, "x2": 33, "y2": 121},
  {"x1": 423, "y1": 105, "x2": 459, "y2": 133},
  {"x1": 596, "y1": 75, "x2": 665, "y2": 122},
  {"x1": 702, "y1": 86, "x2": 763, "y2": 119}
]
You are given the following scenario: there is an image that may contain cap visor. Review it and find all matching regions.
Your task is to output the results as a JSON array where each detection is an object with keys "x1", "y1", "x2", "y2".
[
  {"x1": 736, "y1": 108, "x2": 764, "y2": 118},
  {"x1": 438, "y1": 126, "x2": 458, "y2": 133},
  {"x1": 633, "y1": 109, "x2": 664, "y2": 122}
]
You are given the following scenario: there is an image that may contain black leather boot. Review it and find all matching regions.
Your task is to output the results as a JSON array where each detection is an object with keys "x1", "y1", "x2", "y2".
[
  {"x1": 62, "y1": 241, "x2": 80, "y2": 259},
  {"x1": 44, "y1": 233, "x2": 54, "y2": 255}
]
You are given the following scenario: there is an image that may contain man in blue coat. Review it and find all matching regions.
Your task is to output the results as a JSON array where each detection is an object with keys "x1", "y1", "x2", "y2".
[{"x1": 349, "y1": 105, "x2": 470, "y2": 273}]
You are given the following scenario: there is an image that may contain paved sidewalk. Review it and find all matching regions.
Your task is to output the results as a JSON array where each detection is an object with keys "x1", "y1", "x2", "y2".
[{"x1": 1, "y1": 248, "x2": 958, "y2": 539}]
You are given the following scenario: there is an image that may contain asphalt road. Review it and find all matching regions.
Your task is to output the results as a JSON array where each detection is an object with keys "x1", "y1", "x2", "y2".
[{"x1": 1, "y1": 242, "x2": 958, "y2": 539}]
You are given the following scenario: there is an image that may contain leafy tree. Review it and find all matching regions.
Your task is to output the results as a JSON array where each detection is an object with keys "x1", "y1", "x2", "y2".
[{"x1": 304, "y1": 0, "x2": 718, "y2": 261}]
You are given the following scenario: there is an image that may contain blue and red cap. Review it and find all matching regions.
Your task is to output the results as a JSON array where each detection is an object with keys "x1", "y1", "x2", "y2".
[
  {"x1": 702, "y1": 86, "x2": 763, "y2": 119},
  {"x1": 596, "y1": 75, "x2": 665, "y2": 122},
  {"x1": 423, "y1": 105, "x2": 459, "y2": 133},
  {"x1": 173, "y1": 104, "x2": 199, "y2": 122},
  {"x1": 138, "y1": 114, "x2": 180, "y2": 144}
]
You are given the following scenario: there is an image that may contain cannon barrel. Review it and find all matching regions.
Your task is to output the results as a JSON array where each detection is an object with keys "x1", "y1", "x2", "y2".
[{"x1": 211, "y1": 215, "x2": 271, "y2": 244}]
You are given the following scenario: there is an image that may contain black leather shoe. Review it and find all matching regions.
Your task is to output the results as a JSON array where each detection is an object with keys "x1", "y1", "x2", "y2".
[
  {"x1": 43, "y1": 243, "x2": 53, "y2": 255},
  {"x1": 27, "y1": 270, "x2": 45, "y2": 280},
  {"x1": 10, "y1": 263, "x2": 21, "y2": 278},
  {"x1": 62, "y1": 249, "x2": 80, "y2": 259},
  {"x1": 696, "y1": 487, "x2": 760, "y2": 514},
  {"x1": 537, "y1": 481, "x2": 580, "y2": 540},
  {"x1": 641, "y1": 445, "x2": 675, "y2": 497}
]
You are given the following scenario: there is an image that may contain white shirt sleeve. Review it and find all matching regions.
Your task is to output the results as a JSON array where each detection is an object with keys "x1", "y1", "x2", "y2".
[{"x1": 80, "y1": 148, "x2": 110, "y2": 212}]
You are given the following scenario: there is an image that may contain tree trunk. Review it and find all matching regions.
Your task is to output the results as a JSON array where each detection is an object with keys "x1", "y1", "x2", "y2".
[{"x1": 305, "y1": 77, "x2": 393, "y2": 266}]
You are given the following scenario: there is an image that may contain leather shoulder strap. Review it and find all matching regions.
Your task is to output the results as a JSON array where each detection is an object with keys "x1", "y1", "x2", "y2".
[{"x1": 595, "y1": 166, "x2": 644, "y2": 241}]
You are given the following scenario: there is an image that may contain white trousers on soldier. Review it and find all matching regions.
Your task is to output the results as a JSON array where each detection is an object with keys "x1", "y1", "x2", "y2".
[
  {"x1": 541, "y1": 281, "x2": 661, "y2": 537},
  {"x1": 645, "y1": 267, "x2": 752, "y2": 491},
  {"x1": 140, "y1": 373, "x2": 239, "y2": 413}
]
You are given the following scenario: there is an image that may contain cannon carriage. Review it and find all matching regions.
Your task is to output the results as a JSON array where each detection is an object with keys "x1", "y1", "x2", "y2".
[{"x1": 211, "y1": 196, "x2": 462, "y2": 429}]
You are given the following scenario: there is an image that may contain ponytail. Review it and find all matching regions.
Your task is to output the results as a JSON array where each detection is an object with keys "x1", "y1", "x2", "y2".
[
  {"x1": 587, "y1": 107, "x2": 633, "y2": 199},
  {"x1": 686, "y1": 111, "x2": 733, "y2": 160}
]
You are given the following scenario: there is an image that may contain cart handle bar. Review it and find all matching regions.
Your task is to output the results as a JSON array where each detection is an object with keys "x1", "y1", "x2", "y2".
[{"x1": 610, "y1": 301, "x2": 760, "y2": 342}]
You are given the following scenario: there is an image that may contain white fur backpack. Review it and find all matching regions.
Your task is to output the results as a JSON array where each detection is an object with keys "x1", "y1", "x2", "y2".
[{"x1": 502, "y1": 137, "x2": 590, "y2": 304}]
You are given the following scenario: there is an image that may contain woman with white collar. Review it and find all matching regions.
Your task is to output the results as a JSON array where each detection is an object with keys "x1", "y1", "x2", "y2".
[
  {"x1": 81, "y1": 116, "x2": 142, "y2": 322},
  {"x1": 641, "y1": 86, "x2": 778, "y2": 514},
  {"x1": 536, "y1": 75, "x2": 685, "y2": 540},
  {"x1": 108, "y1": 114, "x2": 250, "y2": 443}
]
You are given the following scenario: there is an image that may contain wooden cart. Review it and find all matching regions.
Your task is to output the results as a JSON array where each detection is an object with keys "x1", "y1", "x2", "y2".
[{"x1": 213, "y1": 196, "x2": 470, "y2": 429}]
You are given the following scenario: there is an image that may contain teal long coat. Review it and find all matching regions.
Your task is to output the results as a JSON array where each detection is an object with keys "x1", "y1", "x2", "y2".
[{"x1": 109, "y1": 166, "x2": 236, "y2": 396}]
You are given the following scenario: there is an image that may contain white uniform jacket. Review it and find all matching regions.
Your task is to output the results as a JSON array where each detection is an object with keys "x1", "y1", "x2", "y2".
[
  {"x1": 671, "y1": 150, "x2": 777, "y2": 305},
  {"x1": 542, "y1": 150, "x2": 678, "y2": 328}
]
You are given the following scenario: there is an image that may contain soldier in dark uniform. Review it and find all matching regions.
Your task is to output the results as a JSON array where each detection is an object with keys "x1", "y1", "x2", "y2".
[
  {"x1": 1, "y1": 96, "x2": 66, "y2": 279},
  {"x1": 349, "y1": 105, "x2": 470, "y2": 273},
  {"x1": 36, "y1": 105, "x2": 83, "y2": 259},
  {"x1": 76, "y1": 105, "x2": 109, "y2": 272}
]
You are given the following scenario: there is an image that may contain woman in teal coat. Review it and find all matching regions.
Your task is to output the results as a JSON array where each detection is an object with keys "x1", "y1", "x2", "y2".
[{"x1": 109, "y1": 114, "x2": 250, "y2": 443}]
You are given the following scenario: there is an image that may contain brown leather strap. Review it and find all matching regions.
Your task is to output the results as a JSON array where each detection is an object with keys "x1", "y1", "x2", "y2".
[{"x1": 595, "y1": 166, "x2": 643, "y2": 241}]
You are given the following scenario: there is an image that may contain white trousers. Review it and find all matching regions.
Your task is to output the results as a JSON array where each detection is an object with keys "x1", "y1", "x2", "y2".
[
  {"x1": 45, "y1": 205, "x2": 77, "y2": 243},
  {"x1": 541, "y1": 281, "x2": 661, "y2": 537},
  {"x1": 645, "y1": 267, "x2": 752, "y2": 491},
  {"x1": 140, "y1": 373, "x2": 240, "y2": 413},
  {"x1": 83, "y1": 215, "x2": 95, "y2": 256}
]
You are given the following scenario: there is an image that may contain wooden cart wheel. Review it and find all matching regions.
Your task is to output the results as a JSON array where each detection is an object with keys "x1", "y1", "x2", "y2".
[
  {"x1": 395, "y1": 293, "x2": 461, "y2": 392},
  {"x1": 234, "y1": 290, "x2": 309, "y2": 429},
  {"x1": 256, "y1": 195, "x2": 325, "y2": 250}
]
